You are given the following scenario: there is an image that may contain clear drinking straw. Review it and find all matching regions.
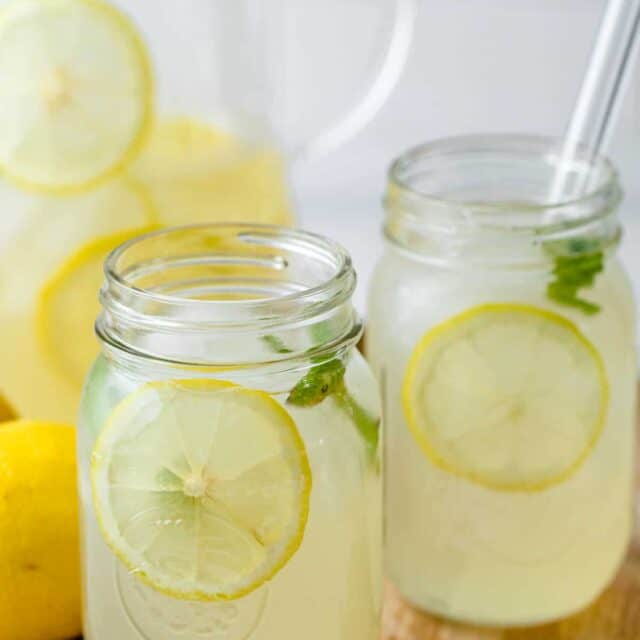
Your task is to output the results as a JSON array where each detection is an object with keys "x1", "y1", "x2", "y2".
[{"x1": 549, "y1": 0, "x2": 640, "y2": 203}]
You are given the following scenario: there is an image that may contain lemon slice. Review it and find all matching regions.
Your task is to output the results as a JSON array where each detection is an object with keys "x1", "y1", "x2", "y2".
[
  {"x1": 133, "y1": 116, "x2": 294, "y2": 226},
  {"x1": 403, "y1": 304, "x2": 608, "y2": 492},
  {"x1": 37, "y1": 224, "x2": 157, "y2": 387},
  {"x1": 91, "y1": 379, "x2": 311, "y2": 601},
  {"x1": 0, "y1": 177, "x2": 156, "y2": 310},
  {"x1": 0, "y1": 0, "x2": 153, "y2": 193}
]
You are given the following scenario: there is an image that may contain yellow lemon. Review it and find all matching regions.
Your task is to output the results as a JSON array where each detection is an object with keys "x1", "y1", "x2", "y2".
[
  {"x1": 0, "y1": 420, "x2": 80, "y2": 640},
  {"x1": 92, "y1": 379, "x2": 311, "y2": 601},
  {"x1": 0, "y1": 0, "x2": 153, "y2": 194},
  {"x1": 133, "y1": 116, "x2": 294, "y2": 226},
  {"x1": 403, "y1": 304, "x2": 608, "y2": 492}
]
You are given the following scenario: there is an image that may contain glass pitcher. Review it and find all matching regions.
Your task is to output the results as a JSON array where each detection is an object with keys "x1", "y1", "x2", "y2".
[{"x1": 0, "y1": 0, "x2": 414, "y2": 424}]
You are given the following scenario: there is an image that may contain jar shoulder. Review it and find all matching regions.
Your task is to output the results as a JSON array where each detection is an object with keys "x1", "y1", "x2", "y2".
[{"x1": 79, "y1": 348, "x2": 382, "y2": 455}]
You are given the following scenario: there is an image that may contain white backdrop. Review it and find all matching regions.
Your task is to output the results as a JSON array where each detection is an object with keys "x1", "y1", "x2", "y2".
[{"x1": 291, "y1": 0, "x2": 640, "y2": 312}]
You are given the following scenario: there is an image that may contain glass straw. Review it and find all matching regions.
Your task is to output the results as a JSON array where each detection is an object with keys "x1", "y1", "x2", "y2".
[{"x1": 549, "y1": 0, "x2": 640, "y2": 203}]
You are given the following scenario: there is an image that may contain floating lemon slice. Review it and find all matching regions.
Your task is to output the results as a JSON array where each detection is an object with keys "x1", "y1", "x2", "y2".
[
  {"x1": 91, "y1": 379, "x2": 311, "y2": 601},
  {"x1": 0, "y1": 0, "x2": 153, "y2": 193},
  {"x1": 133, "y1": 116, "x2": 294, "y2": 226},
  {"x1": 37, "y1": 224, "x2": 157, "y2": 388},
  {"x1": 403, "y1": 304, "x2": 608, "y2": 492},
  {"x1": 0, "y1": 177, "x2": 156, "y2": 310}
]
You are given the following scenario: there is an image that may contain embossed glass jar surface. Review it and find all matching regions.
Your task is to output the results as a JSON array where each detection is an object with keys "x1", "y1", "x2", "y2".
[
  {"x1": 367, "y1": 135, "x2": 637, "y2": 626},
  {"x1": 78, "y1": 224, "x2": 381, "y2": 640}
]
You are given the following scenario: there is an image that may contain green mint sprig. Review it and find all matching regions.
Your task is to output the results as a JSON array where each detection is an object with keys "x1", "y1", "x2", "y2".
[
  {"x1": 545, "y1": 238, "x2": 604, "y2": 315},
  {"x1": 261, "y1": 334, "x2": 293, "y2": 354},
  {"x1": 287, "y1": 358, "x2": 346, "y2": 406},
  {"x1": 261, "y1": 336, "x2": 380, "y2": 458}
]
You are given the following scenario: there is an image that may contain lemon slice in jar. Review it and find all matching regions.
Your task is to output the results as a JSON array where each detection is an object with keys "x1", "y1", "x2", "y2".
[
  {"x1": 91, "y1": 379, "x2": 311, "y2": 601},
  {"x1": 37, "y1": 223, "x2": 157, "y2": 388},
  {"x1": 0, "y1": 0, "x2": 153, "y2": 193},
  {"x1": 403, "y1": 304, "x2": 608, "y2": 492}
]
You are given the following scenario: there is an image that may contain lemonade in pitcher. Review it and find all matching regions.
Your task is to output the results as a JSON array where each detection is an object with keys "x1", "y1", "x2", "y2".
[
  {"x1": 0, "y1": 0, "x2": 292, "y2": 424},
  {"x1": 78, "y1": 224, "x2": 382, "y2": 639},
  {"x1": 367, "y1": 135, "x2": 637, "y2": 626},
  {"x1": 0, "y1": 0, "x2": 413, "y2": 425}
]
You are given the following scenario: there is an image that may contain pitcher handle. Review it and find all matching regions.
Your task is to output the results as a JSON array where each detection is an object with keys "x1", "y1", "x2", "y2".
[{"x1": 295, "y1": 0, "x2": 417, "y2": 160}]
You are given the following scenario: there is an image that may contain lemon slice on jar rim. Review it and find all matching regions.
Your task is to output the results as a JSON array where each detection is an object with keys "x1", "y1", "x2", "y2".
[
  {"x1": 0, "y1": 0, "x2": 153, "y2": 194},
  {"x1": 402, "y1": 303, "x2": 608, "y2": 492},
  {"x1": 91, "y1": 379, "x2": 312, "y2": 601}
]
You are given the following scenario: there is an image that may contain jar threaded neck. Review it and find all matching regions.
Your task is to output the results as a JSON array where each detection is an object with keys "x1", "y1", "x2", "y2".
[
  {"x1": 97, "y1": 224, "x2": 360, "y2": 366},
  {"x1": 385, "y1": 134, "x2": 622, "y2": 268}
]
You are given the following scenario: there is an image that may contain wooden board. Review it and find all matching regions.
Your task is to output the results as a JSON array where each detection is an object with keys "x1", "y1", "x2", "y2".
[{"x1": 382, "y1": 423, "x2": 640, "y2": 640}]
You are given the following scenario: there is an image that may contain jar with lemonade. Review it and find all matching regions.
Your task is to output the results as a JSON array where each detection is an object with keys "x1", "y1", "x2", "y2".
[
  {"x1": 78, "y1": 224, "x2": 382, "y2": 639},
  {"x1": 367, "y1": 135, "x2": 637, "y2": 626},
  {"x1": 0, "y1": 0, "x2": 412, "y2": 423}
]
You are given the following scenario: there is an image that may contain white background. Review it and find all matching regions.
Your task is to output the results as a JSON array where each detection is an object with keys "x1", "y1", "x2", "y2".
[{"x1": 288, "y1": 0, "x2": 640, "y2": 312}]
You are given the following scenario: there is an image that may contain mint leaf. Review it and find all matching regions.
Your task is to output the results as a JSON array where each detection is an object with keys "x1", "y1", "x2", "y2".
[
  {"x1": 545, "y1": 239, "x2": 603, "y2": 315},
  {"x1": 263, "y1": 334, "x2": 380, "y2": 459},
  {"x1": 261, "y1": 335, "x2": 293, "y2": 354},
  {"x1": 333, "y1": 390, "x2": 380, "y2": 457},
  {"x1": 287, "y1": 358, "x2": 346, "y2": 407}
]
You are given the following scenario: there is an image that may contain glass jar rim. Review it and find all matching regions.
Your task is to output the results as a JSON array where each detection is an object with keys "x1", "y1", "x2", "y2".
[
  {"x1": 104, "y1": 223, "x2": 355, "y2": 317},
  {"x1": 98, "y1": 224, "x2": 360, "y2": 367},
  {"x1": 387, "y1": 133, "x2": 621, "y2": 230},
  {"x1": 384, "y1": 134, "x2": 622, "y2": 267}
]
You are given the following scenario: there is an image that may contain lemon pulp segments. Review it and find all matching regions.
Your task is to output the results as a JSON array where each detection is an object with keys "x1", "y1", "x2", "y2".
[
  {"x1": 403, "y1": 304, "x2": 608, "y2": 491},
  {"x1": 0, "y1": 0, "x2": 153, "y2": 193},
  {"x1": 91, "y1": 380, "x2": 312, "y2": 601}
]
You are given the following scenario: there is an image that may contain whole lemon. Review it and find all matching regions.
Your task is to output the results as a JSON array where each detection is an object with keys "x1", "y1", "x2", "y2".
[{"x1": 0, "y1": 421, "x2": 81, "y2": 640}]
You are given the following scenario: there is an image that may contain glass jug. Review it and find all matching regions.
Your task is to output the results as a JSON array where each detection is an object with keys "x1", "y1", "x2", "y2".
[{"x1": 0, "y1": 0, "x2": 414, "y2": 424}]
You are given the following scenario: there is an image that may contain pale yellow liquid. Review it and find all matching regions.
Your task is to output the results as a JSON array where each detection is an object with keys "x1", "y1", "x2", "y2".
[
  {"x1": 367, "y1": 252, "x2": 637, "y2": 626},
  {"x1": 78, "y1": 354, "x2": 382, "y2": 639},
  {"x1": 0, "y1": 120, "x2": 292, "y2": 425}
]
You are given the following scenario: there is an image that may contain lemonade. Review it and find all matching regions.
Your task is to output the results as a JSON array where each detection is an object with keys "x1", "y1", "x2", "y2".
[
  {"x1": 367, "y1": 135, "x2": 637, "y2": 626},
  {"x1": 0, "y1": 0, "x2": 292, "y2": 424},
  {"x1": 78, "y1": 225, "x2": 382, "y2": 639}
]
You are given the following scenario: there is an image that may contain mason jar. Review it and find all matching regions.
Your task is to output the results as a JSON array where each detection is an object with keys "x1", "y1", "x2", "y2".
[
  {"x1": 367, "y1": 135, "x2": 637, "y2": 626},
  {"x1": 78, "y1": 224, "x2": 382, "y2": 640}
]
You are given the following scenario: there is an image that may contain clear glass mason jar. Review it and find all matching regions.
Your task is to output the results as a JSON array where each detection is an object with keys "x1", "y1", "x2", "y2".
[
  {"x1": 78, "y1": 224, "x2": 382, "y2": 640},
  {"x1": 367, "y1": 135, "x2": 637, "y2": 626}
]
